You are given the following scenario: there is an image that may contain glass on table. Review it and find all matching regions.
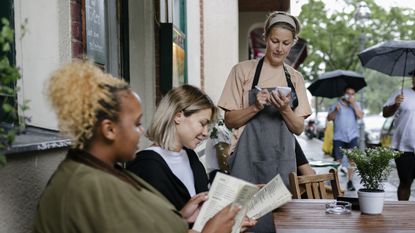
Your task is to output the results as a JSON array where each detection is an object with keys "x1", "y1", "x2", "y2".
[{"x1": 325, "y1": 200, "x2": 352, "y2": 215}]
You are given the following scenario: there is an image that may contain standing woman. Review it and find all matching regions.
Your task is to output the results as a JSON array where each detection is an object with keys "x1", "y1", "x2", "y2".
[
  {"x1": 218, "y1": 11, "x2": 311, "y2": 232},
  {"x1": 34, "y1": 61, "x2": 241, "y2": 233},
  {"x1": 128, "y1": 85, "x2": 215, "y2": 211}
]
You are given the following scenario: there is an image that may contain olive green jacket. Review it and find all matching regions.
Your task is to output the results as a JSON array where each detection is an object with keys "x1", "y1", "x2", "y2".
[{"x1": 33, "y1": 152, "x2": 188, "y2": 233}]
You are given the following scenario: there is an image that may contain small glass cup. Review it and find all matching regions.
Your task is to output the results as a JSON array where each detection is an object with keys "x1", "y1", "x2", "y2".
[{"x1": 325, "y1": 200, "x2": 352, "y2": 215}]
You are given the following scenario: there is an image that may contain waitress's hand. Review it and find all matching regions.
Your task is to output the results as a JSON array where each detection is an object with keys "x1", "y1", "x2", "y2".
[
  {"x1": 254, "y1": 89, "x2": 270, "y2": 111},
  {"x1": 270, "y1": 90, "x2": 291, "y2": 111}
]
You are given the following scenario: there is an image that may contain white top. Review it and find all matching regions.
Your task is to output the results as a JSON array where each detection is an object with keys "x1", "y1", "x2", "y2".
[
  {"x1": 204, "y1": 125, "x2": 231, "y2": 173},
  {"x1": 384, "y1": 88, "x2": 415, "y2": 152},
  {"x1": 147, "y1": 146, "x2": 196, "y2": 196}
]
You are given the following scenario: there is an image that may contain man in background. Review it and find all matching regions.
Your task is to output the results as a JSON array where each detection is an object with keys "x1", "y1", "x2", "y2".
[{"x1": 327, "y1": 86, "x2": 364, "y2": 191}]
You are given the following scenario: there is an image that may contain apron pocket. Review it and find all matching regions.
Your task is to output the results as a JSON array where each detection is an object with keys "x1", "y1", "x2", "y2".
[{"x1": 252, "y1": 160, "x2": 278, "y2": 183}]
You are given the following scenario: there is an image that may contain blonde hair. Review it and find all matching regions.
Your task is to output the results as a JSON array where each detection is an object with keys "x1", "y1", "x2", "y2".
[
  {"x1": 264, "y1": 11, "x2": 301, "y2": 39},
  {"x1": 146, "y1": 85, "x2": 217, "y2": 150},
  {"x1": 46, "y1": 60, "x2": 130, "y2": 149}
]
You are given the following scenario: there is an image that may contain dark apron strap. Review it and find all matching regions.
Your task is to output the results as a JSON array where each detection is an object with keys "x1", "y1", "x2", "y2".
[
  {"x1": 251, "y1": 57, "x2": 264, "y2": 89},
  {"x1": 283, "y1": 65, "x2": 299, "y2": 109}
]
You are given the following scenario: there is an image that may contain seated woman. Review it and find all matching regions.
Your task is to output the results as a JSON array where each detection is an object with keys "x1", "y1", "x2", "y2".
[
  {"x1": 33, "y1": 61, "x2": 249, "y2": 233},
  {"x1": 128, "y1": 85, "x2": 215, "y2": 211}
]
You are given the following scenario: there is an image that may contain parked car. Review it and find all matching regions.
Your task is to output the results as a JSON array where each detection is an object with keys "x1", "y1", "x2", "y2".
[
  {"x1": 380, "y1": 116, "x2": 394, "y2": 148},
  {"x1": 315, "y1": 112, "x2": 328, "y2": 140},
  {"x1": 363, "y1": 114, "x2": 385, "y2": 147},
  {"x1": 305, "y1": 111, "x2": 327, "y2": 140}
]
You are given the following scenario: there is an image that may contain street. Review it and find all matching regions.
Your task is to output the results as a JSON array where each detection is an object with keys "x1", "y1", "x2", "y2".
[{"x1": 296, "y1": 134, "x2": 415, "y2": 200}]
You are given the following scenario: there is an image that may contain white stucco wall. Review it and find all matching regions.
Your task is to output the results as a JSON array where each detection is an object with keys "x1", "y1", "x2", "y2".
[
  {"x1": 203, "y1": 0, "x2": 239, "y2": 104},
  {"x1": 238, "y1": 12, "x2": 268, "y2": 62},
  {"x1": 186, "y1": 0, "x2": 201, "y2": 87},
  {"x1": 0, "y1": 149, "x2": 66, "y2": 233},
  {"x1": 14, "y1": 0, "x2": 71, "y2": 130}
]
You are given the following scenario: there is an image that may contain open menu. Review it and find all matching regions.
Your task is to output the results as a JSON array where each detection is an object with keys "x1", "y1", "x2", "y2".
[{"x1": 192, "y1": 172, "x2": 292, "y2": 233}]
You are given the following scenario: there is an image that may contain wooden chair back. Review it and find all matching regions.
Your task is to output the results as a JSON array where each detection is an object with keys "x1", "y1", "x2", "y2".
[{"x1": 289, "y1": 168, "x2": 342, "y2": 199}]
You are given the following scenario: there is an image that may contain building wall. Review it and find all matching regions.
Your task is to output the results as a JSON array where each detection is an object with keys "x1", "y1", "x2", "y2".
[
  {"x1": 203, "y1": 0, "x2": 239, "y2": 104},
  {"x1": 0, "y1": 1, "x2": 71, "y2": 232},
  {"x1": 15, "y1": 0, "x2": 71, "y2": 130},
  {"x1": 0, "y1": 2, "x2": 158, "y2": 233},
  {"x1": 186, "y1": 0, "x2": 201, "y2": 87},
  {"x1": 238, "y1": 12, "x2": 268, "y2": 62},
  {"x1": 128, "y1": 0, "x2": 156, "y2": 148},
  {"x1": 0, "y1": 149, "x2": 66, "y2": 233}
]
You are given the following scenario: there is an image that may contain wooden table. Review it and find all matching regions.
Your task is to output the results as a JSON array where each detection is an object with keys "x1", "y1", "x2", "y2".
[{"x1": 273, "y1": 199, "x2": 415, "y2": 233}]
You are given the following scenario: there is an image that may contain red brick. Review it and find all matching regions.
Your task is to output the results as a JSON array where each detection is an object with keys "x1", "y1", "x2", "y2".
[
  {"x1": 71, "y1": 1, "x2": 81, "y2": 22},
  {"x1": 72, "y1": 41, "x2": 84, "y2": 58},
  {"x1": 72, "y1": 22, "x2": 82, "y2": 40}
]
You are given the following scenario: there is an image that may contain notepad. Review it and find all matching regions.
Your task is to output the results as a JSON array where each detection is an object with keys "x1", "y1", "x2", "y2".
[{"x1": 274, "y1": 86, "x2": 291, "y2": 96}]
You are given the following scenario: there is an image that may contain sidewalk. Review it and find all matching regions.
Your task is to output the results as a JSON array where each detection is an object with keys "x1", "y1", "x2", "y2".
[{"x1": 296, "y1": 134, "x2": 415, "y2": 201}]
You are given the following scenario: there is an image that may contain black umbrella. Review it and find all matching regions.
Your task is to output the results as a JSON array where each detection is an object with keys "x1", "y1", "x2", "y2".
[
  {"x1": 307, "y1": 70, "x2": 367, "y2": 98},
  {"x1": 358, "y1": 40, "x2": 415, "y2": 90}
]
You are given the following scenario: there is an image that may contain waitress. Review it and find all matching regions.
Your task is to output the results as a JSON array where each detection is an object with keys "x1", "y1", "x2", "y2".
[{"x1": 218, "y1": 11, "x2": 311, "y2": 232}]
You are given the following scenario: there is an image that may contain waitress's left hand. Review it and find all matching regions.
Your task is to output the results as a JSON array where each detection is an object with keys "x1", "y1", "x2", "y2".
[{"x1": 270, "y1": 91, "x2": 291, "y2": 111}]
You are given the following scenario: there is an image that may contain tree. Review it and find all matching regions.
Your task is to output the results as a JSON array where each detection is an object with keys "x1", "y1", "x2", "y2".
[{"x1": 298, "y1": 0, "x2": 415, "y2": 113}]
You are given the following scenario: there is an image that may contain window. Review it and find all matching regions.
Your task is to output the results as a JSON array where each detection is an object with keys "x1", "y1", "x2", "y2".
[
  {"x1": 84, "y1": 0, "x2": 129, "y2": 81},
  {"x1": 0, "y1": 0, "x2": 17, "y2": 125}
]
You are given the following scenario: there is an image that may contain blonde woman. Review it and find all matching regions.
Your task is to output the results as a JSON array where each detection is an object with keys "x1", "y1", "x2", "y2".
[
  {"x1": 34, "y1": 61, "x2": 243, "y2": 233},
  {"x1": 128, "y1": 85, "x2": 216, "y2": 211}
]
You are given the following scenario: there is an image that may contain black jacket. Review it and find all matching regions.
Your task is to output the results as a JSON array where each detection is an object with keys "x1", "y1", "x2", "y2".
[{"x1": 127, "y1": 148, "x2": 209, "y2": 210}]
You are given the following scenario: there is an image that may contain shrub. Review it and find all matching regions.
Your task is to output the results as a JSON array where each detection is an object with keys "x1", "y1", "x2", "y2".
[{"x1": 343, "y1": 147, "x2": 400, "y2": 191}]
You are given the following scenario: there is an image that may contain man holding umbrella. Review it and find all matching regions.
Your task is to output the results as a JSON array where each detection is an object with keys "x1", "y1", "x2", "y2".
[
  {"x1": 383, "y1": 75, "x2": 415, "y2": 201},
  {"x1": 327, "y1": 86, "x2": 364, "y2": 191}
]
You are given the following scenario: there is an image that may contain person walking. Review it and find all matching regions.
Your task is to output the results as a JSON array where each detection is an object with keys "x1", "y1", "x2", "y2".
[
  {"x1": 383, "y1": 76, "x2": 415, "y2": 200},
  {"x1": 33, "y1": 61, "x2": 252, "y2": 233},
  {"x1": 327, "y1": 86, "x2": 364, "y2": 191},
  {"x1": 218, "y1": 11, "x2": 311, "y2": 232}
]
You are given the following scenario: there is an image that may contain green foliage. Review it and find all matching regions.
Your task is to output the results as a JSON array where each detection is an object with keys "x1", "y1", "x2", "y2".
[
  {"x1": 299, "y1": 0, "x2": 415, "y2": 113},
  {"x1": 0, "y1": 18, "x2": 21, "y2": 166},
  {"x1": 343, "y1": 147, "x2": 400, "y2": 191}
]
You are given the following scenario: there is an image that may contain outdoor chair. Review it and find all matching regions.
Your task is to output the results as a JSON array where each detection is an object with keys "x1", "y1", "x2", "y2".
[{"x1": 289, "y1": 168, "x2": 342, "y2": 199}]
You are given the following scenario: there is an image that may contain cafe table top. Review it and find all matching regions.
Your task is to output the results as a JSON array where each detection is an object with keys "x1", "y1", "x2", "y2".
[{"x1": 273, "y1": 199, "x2": 415, "y2": 233}]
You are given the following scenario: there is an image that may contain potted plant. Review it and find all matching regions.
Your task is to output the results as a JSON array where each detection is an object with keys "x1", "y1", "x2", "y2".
[{"x1": 343, "y1": 147, "x2": 400, "y2": 215}]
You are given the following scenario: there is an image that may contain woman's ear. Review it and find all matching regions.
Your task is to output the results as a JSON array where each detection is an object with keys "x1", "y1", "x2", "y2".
[
  {"x1": 174, "y1": 111, "x2": 183, "y2": 125},
  {"x1": 100, "y1": 119, "x2": 117, "y2": 141}
]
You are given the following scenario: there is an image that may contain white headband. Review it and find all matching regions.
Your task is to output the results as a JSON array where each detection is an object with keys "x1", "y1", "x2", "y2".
[{"x1": 267, "y1": 14, "x2": 298, "y2": 34}]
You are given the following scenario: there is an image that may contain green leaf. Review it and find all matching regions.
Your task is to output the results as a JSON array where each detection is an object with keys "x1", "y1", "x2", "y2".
[
  {"x1": 1, "y1": 18, "x2": 9, "y2": 26},
  {"x1": 2, "y1": 42, "x2": 10, "y2": 52},
  {"x1": 2, "y1": 103, "x2": 14, "y2": 113}
]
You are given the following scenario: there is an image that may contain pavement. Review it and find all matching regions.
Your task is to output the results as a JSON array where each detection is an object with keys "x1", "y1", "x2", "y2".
[{"x1": 296, "y1": 134, "x2": 415, "y2": 201}]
